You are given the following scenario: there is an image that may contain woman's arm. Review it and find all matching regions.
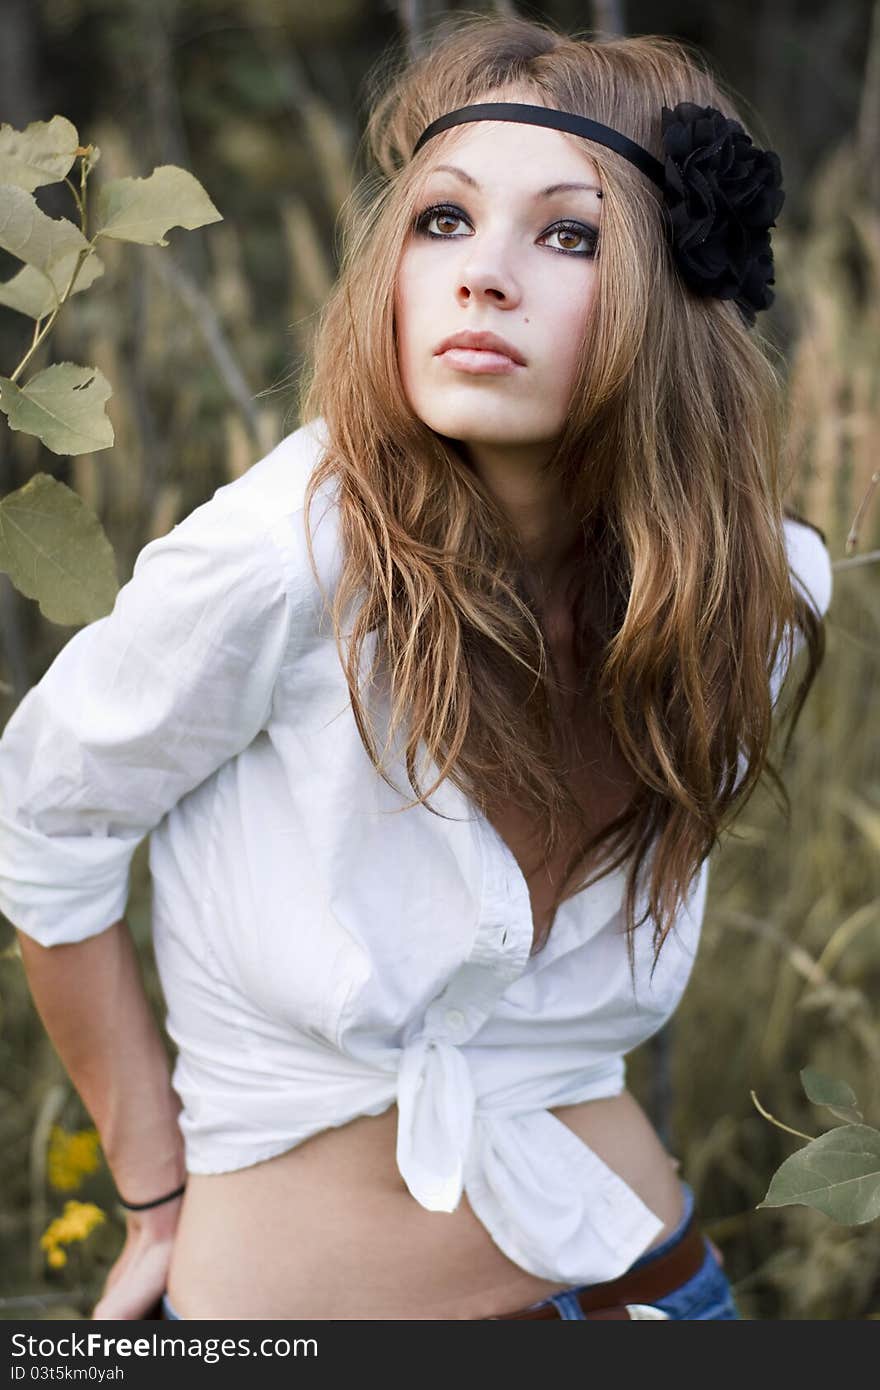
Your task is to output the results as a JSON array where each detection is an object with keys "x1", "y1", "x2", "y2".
[
  {"x1": 0, "y1": 443, "x2": 308, "y2": 1314},
  {"x1": 0, "y1": 482, "x2": 296, "y2": 952},
  {"x1": 16, "y1": 917, "x2": 185, "y2": 1202},
  {"x1": 17, "y1": 916, "x2": 187, "y2": 1319}
]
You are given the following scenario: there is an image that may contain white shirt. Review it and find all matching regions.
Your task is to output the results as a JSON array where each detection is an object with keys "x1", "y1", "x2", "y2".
[{"x1": 0, "y1": 416, "x2": 833, "y2": 1285}]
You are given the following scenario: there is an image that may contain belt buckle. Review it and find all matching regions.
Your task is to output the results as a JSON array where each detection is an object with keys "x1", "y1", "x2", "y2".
[{"x1": 624, "y1": 1303, "x2": 671, "y2": 1319}]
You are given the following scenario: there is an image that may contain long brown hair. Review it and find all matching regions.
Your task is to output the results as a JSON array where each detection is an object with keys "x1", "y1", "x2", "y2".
[{"x1": 294, "y1": 13, "x2": 827, "y2": 983}]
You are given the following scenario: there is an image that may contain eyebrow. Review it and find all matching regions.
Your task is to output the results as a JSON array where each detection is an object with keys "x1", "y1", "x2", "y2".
[{"x1": 427, "y1": 164, "x2": 602, "y2": 198}]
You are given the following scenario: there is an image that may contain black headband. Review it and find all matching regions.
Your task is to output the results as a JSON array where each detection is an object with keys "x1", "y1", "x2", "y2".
[
  {"x1": 411, "y1": 100, "x2": 785, "y2": 326},
  {"x1": 413, "y1": 101, "x2": 666, "y2": 189}
]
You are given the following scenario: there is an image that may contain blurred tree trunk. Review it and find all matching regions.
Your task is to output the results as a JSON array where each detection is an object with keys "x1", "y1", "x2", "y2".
[
  {"x1": 0, "y1": 0, "x2": 42, "y2": 128},
  {"x1": 592, "y1": 1, "x2": 626, "y2": 37},
  {"x1": 858, "y1": 0, "x2": 880, "y2": 207}
]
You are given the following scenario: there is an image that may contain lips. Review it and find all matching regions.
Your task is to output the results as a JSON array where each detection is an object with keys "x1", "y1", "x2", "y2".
[{"x1": 434, "y1": 330, "x2": 526, "y2": 365}]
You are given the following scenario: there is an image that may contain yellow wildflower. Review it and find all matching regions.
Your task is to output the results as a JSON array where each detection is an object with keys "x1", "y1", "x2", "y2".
[
  {"x1": 41, "y1": 1200, "x2": 106, "y2": 1270},
  {"x1": 47, "y1": 1125, "x2": 102, "y2": 1191}
]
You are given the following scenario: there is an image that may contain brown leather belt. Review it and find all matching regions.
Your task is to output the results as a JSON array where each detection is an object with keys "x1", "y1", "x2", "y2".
[{"x1": 485, "y1": 1214, "x2": 708, "y2": 1319}]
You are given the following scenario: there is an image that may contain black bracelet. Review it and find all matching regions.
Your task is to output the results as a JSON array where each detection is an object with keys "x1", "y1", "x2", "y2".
[{"x1": 117, "y1": 1182, "x2": 187, "y2": 1211}]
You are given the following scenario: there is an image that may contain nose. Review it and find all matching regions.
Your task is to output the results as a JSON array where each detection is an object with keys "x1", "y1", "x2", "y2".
[
  {"x1": 457, "y1": 245, "x2": 522, "y2": 307},
  {"x1": 459, "y1": 281, "x2": 514, "y2": 303}
]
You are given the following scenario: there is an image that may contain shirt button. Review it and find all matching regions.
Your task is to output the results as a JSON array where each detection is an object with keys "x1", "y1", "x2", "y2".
[{"x1": 445, "y1": 1008, "x2": 465, "y2": 1030}]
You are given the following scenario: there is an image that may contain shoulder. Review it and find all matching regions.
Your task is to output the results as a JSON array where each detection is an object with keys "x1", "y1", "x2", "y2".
[
  {"x1": 782, "y1": 513, "x2": 833, "y2": 620},
  {"x1": 125, "y1": 415, "x2": 341, "y2": 631},
  {"x1": 191, "y1": 414, "x2": 342, "y2": 600},
  {"x1": 209, "y1": 415, "x2": 334, "y2": 529}
]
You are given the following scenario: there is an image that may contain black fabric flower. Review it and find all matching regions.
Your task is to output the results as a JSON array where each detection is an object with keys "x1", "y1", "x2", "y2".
[{"x1": 660, "y1": 101, "x2": 785, "y2": 326}]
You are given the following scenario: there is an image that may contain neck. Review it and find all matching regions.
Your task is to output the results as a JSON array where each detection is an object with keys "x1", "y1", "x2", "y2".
[{"x1": 464, "y1": 438, "x2": 581, "y2": 608}]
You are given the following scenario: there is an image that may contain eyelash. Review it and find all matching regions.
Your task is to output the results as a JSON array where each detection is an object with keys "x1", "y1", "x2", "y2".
[{"x1": 412, "y1": 202, "x2": 599, "y2": 257}]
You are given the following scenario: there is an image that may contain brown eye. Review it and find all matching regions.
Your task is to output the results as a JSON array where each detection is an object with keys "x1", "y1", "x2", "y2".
[
  {"x1": 557, "y1": 229, "x2": 581, "y2": 251},
  {"x1": 413, "y1": 203, "x2": 470, "y2": 238},
  {"x1": 542, "y1": 222, "x2": 599, "y2": 257}
]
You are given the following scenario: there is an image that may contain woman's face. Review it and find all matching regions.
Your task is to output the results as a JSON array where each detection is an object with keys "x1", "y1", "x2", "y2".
[{"x1": 394, "y1": 109, "x2": 603, "y2": 454}]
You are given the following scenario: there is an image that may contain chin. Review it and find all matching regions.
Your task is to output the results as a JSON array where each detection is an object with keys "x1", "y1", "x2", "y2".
[{"x1": 420, "y1": 410, "x2": 530, "y2": 446}]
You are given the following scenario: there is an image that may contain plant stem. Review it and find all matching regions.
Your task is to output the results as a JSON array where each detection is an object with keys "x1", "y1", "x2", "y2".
[
  {"x1": 9, "y1": 241, "x2": 97, "y2": 385},
  {"x1": 750, "y1": 1088, "x2": 816, "y2": 1142},
  {"x1": 63, "y1": 176, "x2": 84, "y2": 223},
  {"x1": 9, "y1": 147, "x2": 97, "y2": 386}
]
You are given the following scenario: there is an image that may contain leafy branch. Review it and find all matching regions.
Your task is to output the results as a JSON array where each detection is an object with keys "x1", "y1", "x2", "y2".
[
  {"x1": 0, "y1": 115, "x2": 222, "y2": 627},
  {"x1": 754, "y1": 1066, "x2": 880, "y2": 1225}
]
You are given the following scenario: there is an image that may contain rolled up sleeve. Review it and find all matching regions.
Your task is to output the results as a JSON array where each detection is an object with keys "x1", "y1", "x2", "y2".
[{"x1": 0, "y1": 487, "x2": 293, "y2": 947}]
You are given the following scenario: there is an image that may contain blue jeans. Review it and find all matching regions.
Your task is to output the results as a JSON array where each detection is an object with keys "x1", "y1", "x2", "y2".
[{"x1": 160, "y1": 1179, "x2": 741, "y2": 1321}]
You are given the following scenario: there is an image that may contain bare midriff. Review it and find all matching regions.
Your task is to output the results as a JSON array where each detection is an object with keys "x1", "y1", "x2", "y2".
[
  {"x1": 167, "y1": 619, "x2": 686, "y2": 1319},
  {"x1": 165, "y1": 1090, "x2": 686, "y2": 1320}
]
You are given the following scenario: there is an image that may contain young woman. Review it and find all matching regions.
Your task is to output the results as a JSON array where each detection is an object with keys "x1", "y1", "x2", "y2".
[{"x1": 2, "y1": 15, "x2": 833, "y2": 1321}]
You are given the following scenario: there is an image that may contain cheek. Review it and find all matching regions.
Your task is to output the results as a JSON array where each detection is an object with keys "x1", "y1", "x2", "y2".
[
  {"x1": 394, "y1": 263, "x2": 435, "y2": 379},
  {"x1": 393, "y1": 270, "x2": 417, "y2": 355},
  {"x1": 552, "y1": 271, "x2": 595, "y2": 323},
  {"x1": 394, "y1": 249, "x2": 419, "y2": 311},
  {"x1": 550, "y1": 279, "x2": 593, "y2": 364}
]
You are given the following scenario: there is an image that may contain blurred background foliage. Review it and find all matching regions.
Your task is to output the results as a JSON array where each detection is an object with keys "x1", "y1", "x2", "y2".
[{"x1": 0, "y1": 0, "x2": 878, "y2": 1320}]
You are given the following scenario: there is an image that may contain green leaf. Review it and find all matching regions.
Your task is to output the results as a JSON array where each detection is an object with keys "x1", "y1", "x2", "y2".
[
  {"x1": 0, "y1": 116, "x2": 80, "y2": 191},
  {"x1": 756, "y1": 1123, "x2": 880, "y2": 1225},
  {"x1": 0, "y1": 248, "x2": 104, "y2": 320},
  {"x1": 800, "y1": 1066, "x2": 863, "y2": 1124},
  {"x1": 95, "y1": 165, "x2": 222, "y2": 246},
  {"x1": 0, "y1": 474, "x2": 118, "y2": 625},
  {"x1": 0, "y1": 363, "x2": 113, "y2": 456},
  {"x1": 0, "y1": 182, "x2": 90, "y2": 273}
]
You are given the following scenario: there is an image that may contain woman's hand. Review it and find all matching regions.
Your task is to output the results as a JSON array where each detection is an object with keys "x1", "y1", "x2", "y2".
[{"x1": 90, "y1": 1197, "x2": 183, "y2": 1320}]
